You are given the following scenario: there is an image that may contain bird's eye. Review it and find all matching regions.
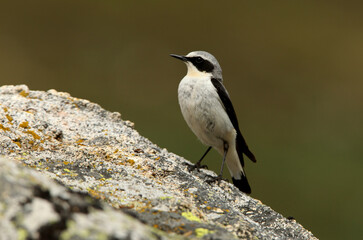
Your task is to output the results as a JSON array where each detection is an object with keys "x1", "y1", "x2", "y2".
[{"x1": 195, "y1": 57, "x2": 203, "y2": 63}]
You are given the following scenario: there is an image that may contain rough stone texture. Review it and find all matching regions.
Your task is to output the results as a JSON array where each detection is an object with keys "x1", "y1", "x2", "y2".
[
  {"x1": 0, "y1": 157, "x2": 171, "y2": 240},
  {"x1": 0, "y1": 85, "x2": 318, "y2": 240}
]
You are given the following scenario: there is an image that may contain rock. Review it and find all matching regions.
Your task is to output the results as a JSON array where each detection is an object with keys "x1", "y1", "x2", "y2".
[
  {"x1": 0, "y1": 85, "x2": 317, "y2": 239},
  {"x1": 0, "y1": 157, "x2": 173, "y2": 240}
]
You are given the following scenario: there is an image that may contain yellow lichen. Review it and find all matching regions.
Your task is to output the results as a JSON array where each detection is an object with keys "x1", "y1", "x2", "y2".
[
  {"x1": 181, "y1": 211, "x2": 201, "y2": 223},
  {"x1": 159, "y1": 196, "x2": 173, "y2": 200},
  {"x1": 195, "y1": 228, "x2": 214, "y2": 238},
  {"x1": 17, "y1": 228, "x2": 27, "y2": 240}
]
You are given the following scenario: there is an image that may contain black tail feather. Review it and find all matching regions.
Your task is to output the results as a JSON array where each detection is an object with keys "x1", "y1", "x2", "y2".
[
  {"x1": 232, "y1": 174, "x2": 251, "y2": 194},
  {"x1": 236, "y1": 130, "x2": 257, "y2": 164},
  {"x1": 244, "y1": 147, "x2": 256, "y2": 163}
]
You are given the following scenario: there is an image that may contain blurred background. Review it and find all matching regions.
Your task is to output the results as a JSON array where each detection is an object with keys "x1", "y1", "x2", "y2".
[{"x1": 1, "y1": 1, "x2": 362, "y2": 239}]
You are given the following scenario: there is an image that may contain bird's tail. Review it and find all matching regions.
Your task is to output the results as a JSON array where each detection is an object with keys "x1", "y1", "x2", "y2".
[
  {"x1": 225, "y1": 144, "x2": 252, "y2": 194},
  {"x1": 232, "y1": 173, "x2": 251, "y2": 194}
]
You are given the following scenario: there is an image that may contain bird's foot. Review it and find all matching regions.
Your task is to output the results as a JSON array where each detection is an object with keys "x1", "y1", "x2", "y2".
[
  {"x1": 205, "y1": 175, "x2": 229, "y2": 185},
  {"x1": 188, "y1": 162, "x2": 208, "y2": 172}
]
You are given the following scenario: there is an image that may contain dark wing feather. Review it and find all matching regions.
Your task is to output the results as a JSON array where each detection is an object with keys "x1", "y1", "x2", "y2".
[{"x1": 211, "y1": 78, "x2": 256, "y2": 165}]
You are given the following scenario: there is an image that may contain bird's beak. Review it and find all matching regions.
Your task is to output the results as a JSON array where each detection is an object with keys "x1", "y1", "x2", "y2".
[{"x1": 170, "y1": 54, "x2": 188, "y2": 62}]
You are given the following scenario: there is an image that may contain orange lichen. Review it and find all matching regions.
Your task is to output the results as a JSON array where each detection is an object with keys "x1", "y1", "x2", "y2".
[
  {"x1": 19, "y1": 90, "x2": 29, "y2": 97},
  {"x1": 126, "y1": 159, "x2": 135, "y2": 166},
  {"x1": 0, "y1": 124, "x2": 10, "y2": 131},
  {"x1": 183, "y1": 231, "x2": 193, "y2": 237},
  {"x1": 25, "y1": 130, "x2": 41, "y2": 140},
  {"x1": 19, "y1": 121, "x2": 29, "y2": 128},
  {"x1": 119, "y1": 204, "x2": 134, "y2": 209},
  {"x1": 75, "y1": 139, "x2": 85, "y2": 146},
  {"x1": 5, "y1": 114, "x2": 13, "y2": 123},
  {"x1": 13, "y1": 141, "x2": 21, "y2": 148},
  {"x1": 88, "y1": 189, "x2": 101, "y2": 199}
]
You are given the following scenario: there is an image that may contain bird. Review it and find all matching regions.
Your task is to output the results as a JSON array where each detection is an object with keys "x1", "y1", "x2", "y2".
[{"x1": 170, "y1": 51, "x2": 256, "y2": 194}]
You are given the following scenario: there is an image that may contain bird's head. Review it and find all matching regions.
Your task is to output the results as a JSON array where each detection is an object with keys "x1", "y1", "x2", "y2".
[{"x1": 170, "y1": 51, "x2": 222, "y2": 80}]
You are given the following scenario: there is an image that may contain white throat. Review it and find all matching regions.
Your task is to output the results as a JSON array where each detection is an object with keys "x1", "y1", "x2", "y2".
[{"x1": 185, "y1": 62, "x2": 213, "y2": 78}]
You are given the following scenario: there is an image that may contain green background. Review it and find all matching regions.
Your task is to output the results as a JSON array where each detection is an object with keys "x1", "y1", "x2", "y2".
[{"x1": 1, "y1": 1, "x2": 362, "y2": 239}]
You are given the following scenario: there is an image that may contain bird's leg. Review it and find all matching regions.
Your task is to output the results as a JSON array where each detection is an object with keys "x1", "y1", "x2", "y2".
[
  {"x1": 188, "y1": 146, "x2": 212, "y2": 172},
  {"x1": 196, "y1": 146, "x2": 212, "y2": 169},
  {"x1": 206, "y1": 142, "x2": 229, "y2": 184},
  {"x1": 218, "y1": 142, "x2": 228, "y2": 178}
]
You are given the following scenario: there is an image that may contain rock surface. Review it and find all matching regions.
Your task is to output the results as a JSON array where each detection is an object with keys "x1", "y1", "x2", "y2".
[
  {"x1": 0, "y1": 85, "x2": 317, "y2": 240},
  {"x1": 0, "y1": 157, "x2": 171, "y2": 240}
]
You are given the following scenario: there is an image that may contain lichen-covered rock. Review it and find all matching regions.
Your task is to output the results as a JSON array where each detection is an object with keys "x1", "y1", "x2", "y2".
[
  {"x1": 0, "y1": 85, "x2": 317, "y2": 239},
  {"x1": 0, "y1": 157, "x2": 174, "y2": 240}
]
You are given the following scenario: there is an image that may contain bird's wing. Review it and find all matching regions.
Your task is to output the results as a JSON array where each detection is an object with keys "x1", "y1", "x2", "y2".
[{"x1": 211, "y1": 78, "x2": 256, "y2": 165}]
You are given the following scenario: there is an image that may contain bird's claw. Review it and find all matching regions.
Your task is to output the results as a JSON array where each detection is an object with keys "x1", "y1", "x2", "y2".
[
  {"x1": 205, "y1": 175, "x2": 229, "y2": 185},
  {"x1": 188, "y1": 162, "x2": 208, "y2": 172}
]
